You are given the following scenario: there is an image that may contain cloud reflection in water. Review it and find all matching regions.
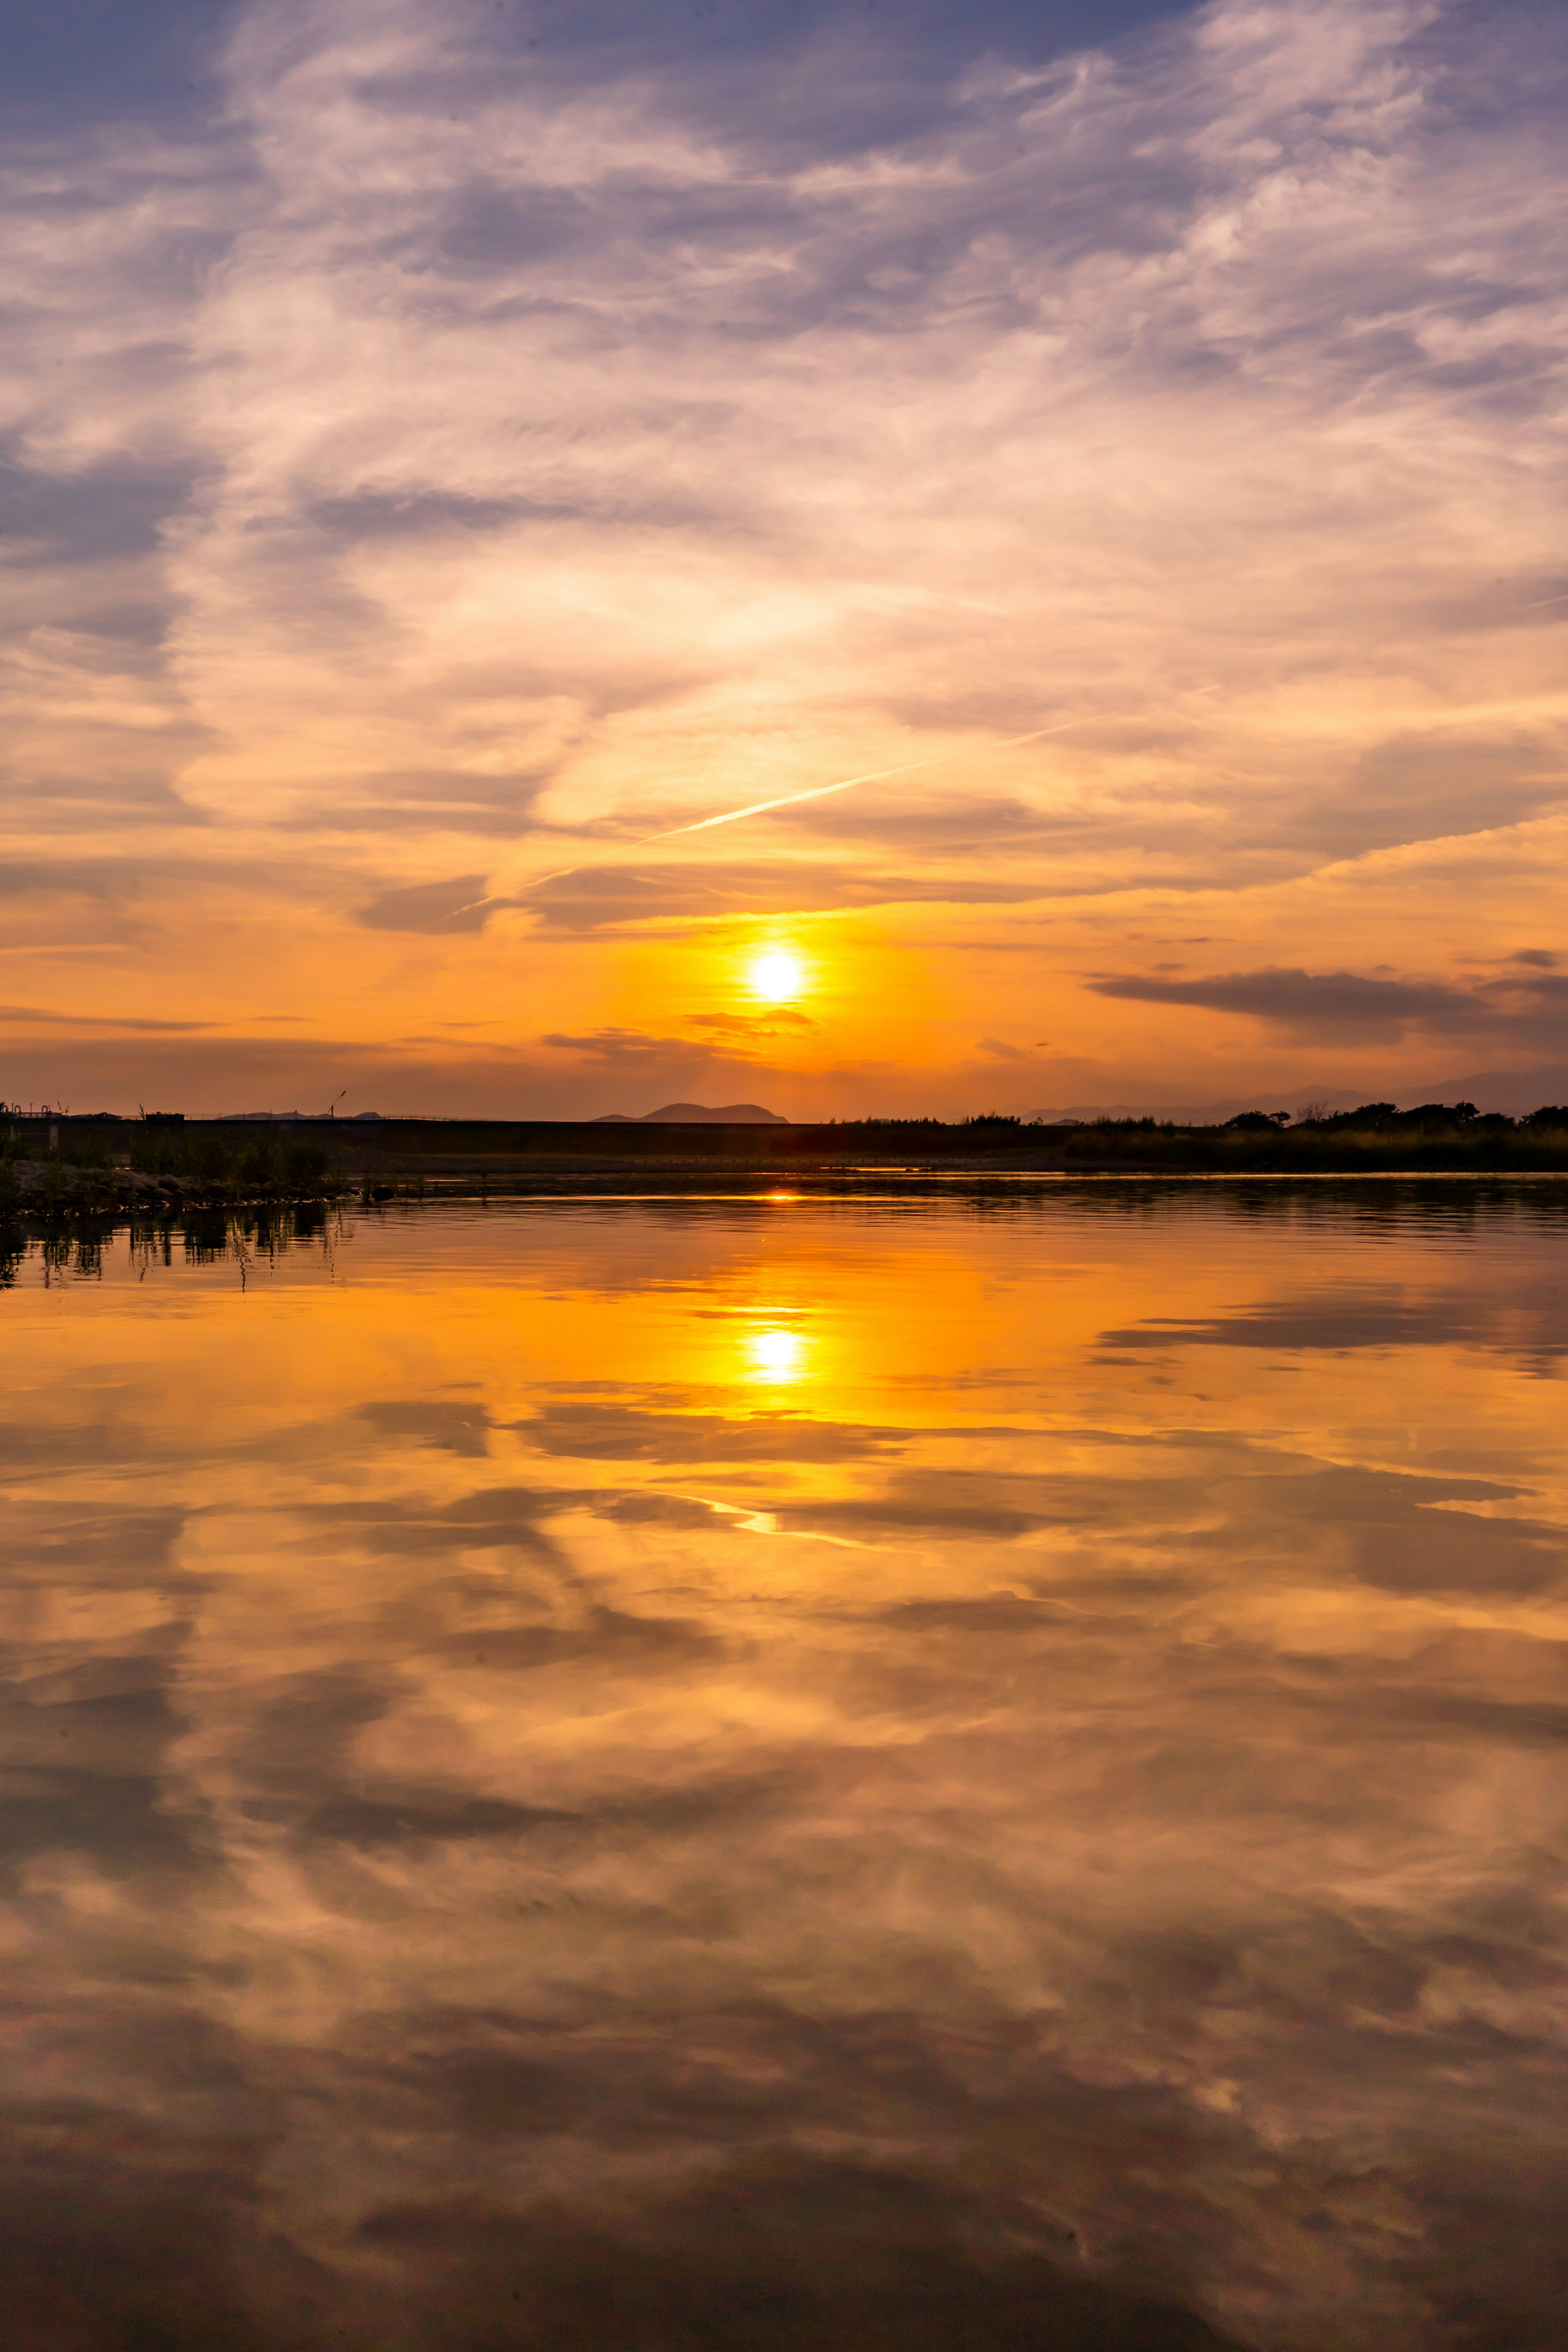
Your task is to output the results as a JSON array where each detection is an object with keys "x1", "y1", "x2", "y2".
[{"x1": 1, "y1": 1192, "x2": 1567, "y2": 2348}]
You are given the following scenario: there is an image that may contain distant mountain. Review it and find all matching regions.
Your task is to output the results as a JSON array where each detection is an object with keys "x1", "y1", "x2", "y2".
[{"x1": 593, "y1": 1101, "x2": 788, "y2": 1124}]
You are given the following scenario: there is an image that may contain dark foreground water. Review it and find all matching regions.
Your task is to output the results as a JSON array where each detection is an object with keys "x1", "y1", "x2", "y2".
[{"x1": 3, "y1": 1187, "x2": 1567, "y2": 2351}]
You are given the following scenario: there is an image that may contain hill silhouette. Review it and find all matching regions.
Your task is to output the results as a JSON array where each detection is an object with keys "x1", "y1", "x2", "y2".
[{"x1": 593, "y1": 1102, "x2": 788, "y2": 1125}]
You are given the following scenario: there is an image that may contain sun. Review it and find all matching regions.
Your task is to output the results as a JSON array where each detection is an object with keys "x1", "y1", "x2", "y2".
[
  {"x1": 745, "y1": 1327, "x2": 808, "y2": 1382},
  {"x1": 748, "y1": 944, "x2": 806, "y2": 1004}
]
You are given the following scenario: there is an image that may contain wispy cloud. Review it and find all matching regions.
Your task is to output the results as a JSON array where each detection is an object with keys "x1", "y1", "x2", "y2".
[
  {"x1": 0, "y1": 1004, "x2": 214, "y2": 1032},
  {"x1": 688, "y1": 1008, "x2": 814, "y2": 1036},
  {"x1": 540, "y1": 1023, "x2": 777, "y2": 1078},
  {"x1": 356, "y1": 873, "x2": 494, "y2": 933}
]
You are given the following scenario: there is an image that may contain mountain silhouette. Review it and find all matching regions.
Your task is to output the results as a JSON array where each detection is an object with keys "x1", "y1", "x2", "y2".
[{"x1": 593, "y1": 1102, "x2": 788, "y2": 1124}]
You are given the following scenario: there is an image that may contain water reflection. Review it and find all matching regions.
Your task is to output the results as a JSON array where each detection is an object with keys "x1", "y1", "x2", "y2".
[
  {"x1": 2, "y1": 1190, "x2": 1567, "y2": 2350},
  {"x1": 0, "y1": 1201, "x2": 341, "y2": 1288}
]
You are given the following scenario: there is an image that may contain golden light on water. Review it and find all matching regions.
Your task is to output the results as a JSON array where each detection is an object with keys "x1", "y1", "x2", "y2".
[
  {"x1": 6, "y1": 1196, "x2": 1568, "y2": 2345},
  {"x1": 748, "y1": 945, "x2": 806, "y2": 1004}
]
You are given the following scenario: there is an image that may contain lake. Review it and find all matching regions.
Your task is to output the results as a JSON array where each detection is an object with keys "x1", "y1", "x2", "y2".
[{"x1": 3, "y1": 1187, "x2": 1566, "y2": 2350}]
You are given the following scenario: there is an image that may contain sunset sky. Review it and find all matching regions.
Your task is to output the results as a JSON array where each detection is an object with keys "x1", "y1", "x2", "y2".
[{"x1": 3, "y1": 0, "x2": 1565, "y2": 1120}]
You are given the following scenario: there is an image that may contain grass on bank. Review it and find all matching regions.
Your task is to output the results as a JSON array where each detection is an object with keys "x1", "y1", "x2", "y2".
[{"x1": 0, "y1": 1125, "x2": 348, "y2": 1209}]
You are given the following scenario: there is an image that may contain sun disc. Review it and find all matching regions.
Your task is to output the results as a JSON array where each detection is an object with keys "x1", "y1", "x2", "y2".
[
  {"x1": 749, "y1": 946, "x2": 804, "y2": 1003},
  {"x1": 746, "y1": 1327, "x2": 806, "y2": 1381}
]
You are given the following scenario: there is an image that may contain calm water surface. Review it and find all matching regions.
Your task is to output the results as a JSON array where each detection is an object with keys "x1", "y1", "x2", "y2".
[{"x1": 3, "y1": 1190, "x2": 1568, "y2": 2350}]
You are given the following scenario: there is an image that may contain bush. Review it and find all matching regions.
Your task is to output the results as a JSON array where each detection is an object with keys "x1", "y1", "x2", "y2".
[
  {"x1": 184, "y1": 1132, "x2": 232, "y2": 1185},
  {"x1": 235, "y1": 1134, "x2": 280, "y2": 1187},
  {"x1": 283, "y1": 1139, "x2": 328, "y2": 1189},
  {"x1": 59, "y1": 1127, "x2": 111, "y2": 1170}
]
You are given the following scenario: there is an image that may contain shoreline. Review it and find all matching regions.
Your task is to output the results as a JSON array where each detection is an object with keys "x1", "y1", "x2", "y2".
[
  {"x1": 7, "y1": 1161, "x2": 1568, "y2": 1229},
  {"x1": 7, "y1": 1111, "x2": 1568, "y2": 1220}
]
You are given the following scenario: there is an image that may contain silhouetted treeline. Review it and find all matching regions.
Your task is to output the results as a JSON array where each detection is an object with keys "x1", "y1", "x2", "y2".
[
  {"x1": 5, "y1": 1103, "x2": 1568, "y2": 1210},
  {"x1": 1053, "y1": 1101, "x2": 1568, "y2": 1170}
]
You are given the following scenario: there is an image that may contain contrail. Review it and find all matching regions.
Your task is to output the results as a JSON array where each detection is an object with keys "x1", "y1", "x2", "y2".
[
  {"x1": 639, "y1": 716, "x2": 1103, "y2": 843},
  {"x1": 514, "y1": 714, "x2": 1107, "y2": 896}
]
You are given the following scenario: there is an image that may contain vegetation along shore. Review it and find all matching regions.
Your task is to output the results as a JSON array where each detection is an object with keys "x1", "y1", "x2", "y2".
[{"x1": 4, "y1": 1100, "x2": 1568, "y2": 1219}]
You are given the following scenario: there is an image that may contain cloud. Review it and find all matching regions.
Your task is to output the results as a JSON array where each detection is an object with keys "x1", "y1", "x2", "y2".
[
  {"x1": 0, "y1": 0, "x2": 245, "y2": 134},
  {"x1": 294, "y1": 772, "x2": 551, "y2": 837},
  {"x1": 0, "y1": 1026, "x2": 826, "y2": 1120},
  {"x1": 540, "y1": 1025, "x2": 740, "y2": 1068},
  {"x1": 516, "y1": 860, "x2": 1046, "y2": 934},
  {"x1": 0, "y1": 1004, "x2": 214, "y2": 1032},
  {"x1": 356, "y1": 873, "x2": 494, "y2": 933},
  {"x1": 688, "y1": 1009, "x2": 814, "y2": 1035},
  {"x1": 0, "y1": 861, "x2": 145, "y2": 903},
  {"x1": 4, "y1": 0, "x2": 1568, "y2": 1096},
  {"x1": 1089, "y1": 965, "x2": 1502, "y2": 1042},
  {"x1": 1082, "y1": 961, "x2": 1568, "y2": 1053}
]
